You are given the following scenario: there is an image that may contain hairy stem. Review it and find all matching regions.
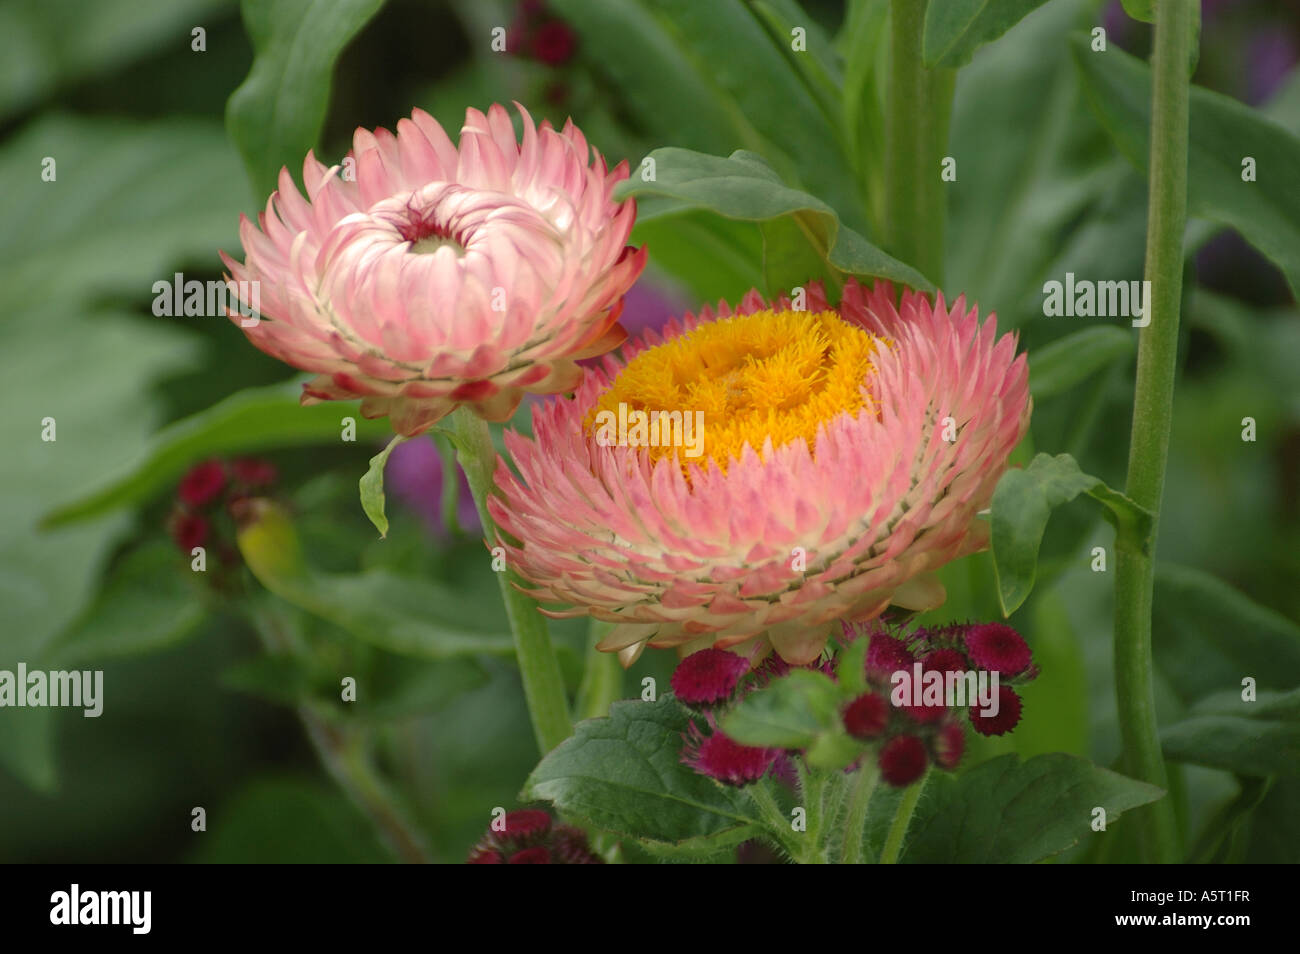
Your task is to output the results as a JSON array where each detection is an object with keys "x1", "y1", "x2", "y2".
[
  {"x1": 1113, "y1": 0, "x2": 1193, "y2": 865},
  {"x1": 879, "y1": 768, "x2": 927, "y2": 864},
  {"x1": 840, "y1": 762, "x2": 880, "y2": 864}
]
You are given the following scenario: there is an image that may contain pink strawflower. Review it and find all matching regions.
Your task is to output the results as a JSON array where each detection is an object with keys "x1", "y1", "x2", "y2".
[
  {"x1": 963, "y1": 623, "x2": 1032, "y2": 676},
  {"x1": 222, "y1": 104, "x2": 646, "y2": 436},
  {"x1": 671, "y1": 648, "x2": 750, "y2": 706},
  {"x1": 491, "y1": 280, "x2": 1030, "y2": 666},
  {"x1": 507, "y1": 846, "x2": 552, "y2": 864}
]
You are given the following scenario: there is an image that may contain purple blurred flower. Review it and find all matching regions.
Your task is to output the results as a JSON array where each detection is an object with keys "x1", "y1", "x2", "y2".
[
  {"x1": 1248, "y1": 31, "x2": 1297, "y2": 105},
  {"x1": 384, "y1": 437, "x2": 479, "y2": 536}
]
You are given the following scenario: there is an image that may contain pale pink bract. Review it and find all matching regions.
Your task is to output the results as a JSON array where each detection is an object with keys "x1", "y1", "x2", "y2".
[
  {"x1": 489, "y1": 280, "x2": 1032, "y2": 667},
  {"x1": 221, "y1": 104, "x2": 646, "y2": 435}
]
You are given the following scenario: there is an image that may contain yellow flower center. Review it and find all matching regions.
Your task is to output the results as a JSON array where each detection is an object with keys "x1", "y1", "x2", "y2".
[{"x1": 586, "y1": 309, "x2": 888, "y2": 470}]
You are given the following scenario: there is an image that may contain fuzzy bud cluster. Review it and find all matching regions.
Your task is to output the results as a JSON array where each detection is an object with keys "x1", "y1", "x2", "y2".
[
  {"x1": 842, "y1": 619, "x2": 1038, "y2": 786},
  {"x1": 467, "y1": 808, "x2": 603, "y2": 864}
]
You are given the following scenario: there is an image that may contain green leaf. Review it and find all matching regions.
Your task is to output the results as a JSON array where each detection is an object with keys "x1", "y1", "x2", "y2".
[
  {"x1": 554, "y1": 0, "x2": 863, "y2": 232},
  {"x1": 226, "y1": 0, "x2": 386, "y2": 197},
  {"x1": 922, "y1": 0, "x2": 1051, "y2": 69},
  {"x1": 1118, "y1": 0, "x2": 1152, "y2": 19},
  {"x1": 524, "y1": 696, "x2": 762, "y2": 847},
  {"x1": 630, "y1": 211, "x2": 765, "y2": 305},
  {"x1": 721, "y1": 669, "x2": 840, "y2": 749},
  {"x1": 900, "y1": 753, "x2": 1166, "y2": 862},
  {"x1": 236, "y1": 501, "x2": 515, "y2": 658},
  {"x1": 837, "y1": 0, "x2": 890, "y2": 233},
  {"x1": 1161, "y1": 689, "x2": 1300, "y2": 778},
  {"x1": 945, "y1": 0, "x2": 1115, "y2": 328},
  {"x1": 44, "y1": 543, "x2": 207, "y2": 667},
  {"x1": 1073, "y1": 36, "x2": 1300, "y2": 297},
  {"x1": 0, "y1": 115, "x2": 249, "y2": 310},
  {"x1": 359, "y1": 435, "x2": 406, "y2": 538},
  {"x1": 990, "y1": 453, "x2": 1153, "y2": 614},
  {"x1": 1152, "y1": 563, "x2": 1300, "y2": 706},
  {"x1": 43, "y1": 381, "x2": 391, "y2": 528},
  {"x1": 0, "y1": 0, "x2": 230, "y2": 120},
  {"x1": 1028, "y1": 325, "x2": 1135, "y2": 400},
  {"x1": 618, "y1": 148, "x2": 932, "y2": 295}
]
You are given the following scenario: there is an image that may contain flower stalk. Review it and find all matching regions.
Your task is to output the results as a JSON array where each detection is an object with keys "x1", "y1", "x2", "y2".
[
  {"x1": 451, "y1": 407, "x2": 573, "y2": 754},
  {"x1": 1113, "y1": 0, "x2": 1194, "y2": 865}
]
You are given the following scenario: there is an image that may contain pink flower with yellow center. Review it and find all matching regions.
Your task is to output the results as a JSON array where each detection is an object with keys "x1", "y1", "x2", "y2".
[
  {"x1": 490, "y1": 279, "x2": 1031, "y2": 666},
  {"x1": 221, "y1": 103, "x2": 646, "y2": 435}
]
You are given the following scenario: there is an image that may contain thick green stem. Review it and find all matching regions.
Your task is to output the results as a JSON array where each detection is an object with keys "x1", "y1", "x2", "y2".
[
  {"x1": 1113, "y1": 0, "x2": 1192, "y2": 865},
  {"x1": 885, "y1": 0, "x2": 954, "y2": 285},
  {"x1": 879, "y1": 769, "x2": 926, "y2": 864},
  {"x1": 840, "y1": 762, "x2": 880, "y2": 864},
  {"x1": 451, "y1": 408, "x2": 572, "y2": 754}
]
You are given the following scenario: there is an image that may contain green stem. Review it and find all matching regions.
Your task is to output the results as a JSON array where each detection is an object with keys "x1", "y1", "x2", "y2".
[
  {"x1": 885, "y1": 0, "x2": 955, "y2": 286},
  {"x1": 1113, "y1": 0, "x2": 1193, "y2": 865},
  {"x1": 576, "y1": 619, "x2": 624, "y2": 721},
  {"x1": 840, "y1": 762, "x2": 880, "y2": 864},
  {"x1": 879, "y1": 768, "x2": 926, "y2": 864},
  {"x1": 451, "y1": 408, "x2": 573, "y2": 755}
]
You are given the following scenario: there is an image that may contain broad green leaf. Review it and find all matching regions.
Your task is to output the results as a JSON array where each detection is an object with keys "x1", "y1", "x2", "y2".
[
  {"x1": 236, "y1": 501, "x2": 515, "y2": 658},
  {"x1": 0, "y1": 0, "x2": 230, "y2": 120},
  {"x1": 629, "y1": 211, "x2": 765, "y2": 305},
  {"x1": 226, "y1": 0, "x2": 386, "y2": 197},
  {"x1": 554, "y1": 0, "x2": 863, "y2": 232},
  {"x1": 43, "y1": 381, "x2": 391, "y2": 528},
  {"x1": 524, "y1": 696, "x2": 763, "y2": 846},
  {"x1": 43, "y1": 543, "x2": 207, "y2": 667},
  {"x1": 900, "y1": 753, "x2": 1165, "y2": 862},
  {"x1": 0, "y1": 115, "x2": 249, "y2": 310},
  {"x1": 618, "y1": 148, "x2": 932, "y2": 295},
  {"x1": 1118, "y1": 0, "x2": 1152, "y2": 18},
  {"x1": 1073, "y1": 37, "x2": 1300, "y2": 297},
  {"x1": 923, "y1": 0, "x2": 1051, "y2": 69},
  {"x1": 0, "y1": 308, "x2": 200, "y2": 790},
  {"x1": 1028, "y1": 325, "x2": 1135, "y2": 400},
  {"x1": 721, "y1": 670, "x2": 841, "y2": 749},
  {"x1": 1161, "y1": 689, "x2": 1300, "y2": 778},
  {"x1": 549, "y1": 0, "x2": 750, "y2": 159},
  {"x1": 945, "y1": 0, "x2": 1112, "y2": 327},
  {"x1": 359, "y1": 435, "x2": 406, "y2": 538},
  {"x1": 990, "y1": 453, "x2": 1153, "y2": 614},
  {"x1": 837, "y1": 0, "x2": 889, "y2": 233},
  {"x1": 1152, "y1": 563, "x2": 1300, "y2": 706}
]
